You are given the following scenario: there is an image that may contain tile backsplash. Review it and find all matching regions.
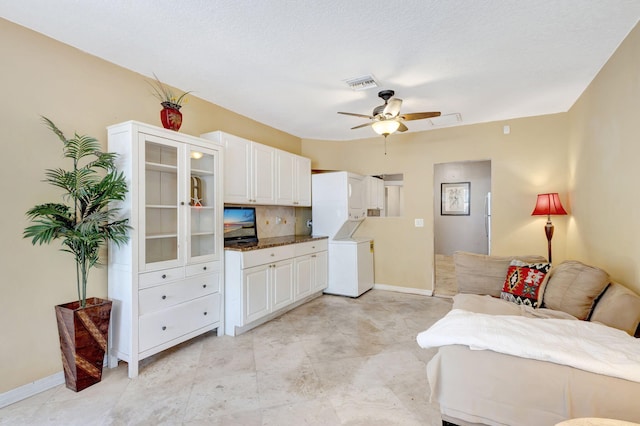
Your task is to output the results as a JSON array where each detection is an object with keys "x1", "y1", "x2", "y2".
[{"x1": 246, "y1": 206, "x2": 312, "y2": 239}]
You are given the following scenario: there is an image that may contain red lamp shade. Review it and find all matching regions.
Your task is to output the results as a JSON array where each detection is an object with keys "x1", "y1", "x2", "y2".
[{"x1": 531, "y1": 193, "x2": 567, "y2": 216}]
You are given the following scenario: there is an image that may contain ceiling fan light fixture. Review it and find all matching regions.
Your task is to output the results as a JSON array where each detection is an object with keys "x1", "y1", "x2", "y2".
[{"x1": 372, "y1": 120, "x2": 400, "y2": 136}]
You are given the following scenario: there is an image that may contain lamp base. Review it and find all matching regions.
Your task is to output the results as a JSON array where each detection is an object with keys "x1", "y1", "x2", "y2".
[{"x1": 545, "y1": 219, "x2": 554, "y2": 263}]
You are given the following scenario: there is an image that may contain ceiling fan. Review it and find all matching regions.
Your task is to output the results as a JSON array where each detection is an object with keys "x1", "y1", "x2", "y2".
[{"x1": 338, "y1": 89, "x2": 441, "y2": 136}]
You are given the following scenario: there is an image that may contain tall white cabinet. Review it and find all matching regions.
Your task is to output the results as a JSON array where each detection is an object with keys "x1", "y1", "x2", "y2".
[{"x1": 107, "y1": 121, "x2": 224, "y2": 378}]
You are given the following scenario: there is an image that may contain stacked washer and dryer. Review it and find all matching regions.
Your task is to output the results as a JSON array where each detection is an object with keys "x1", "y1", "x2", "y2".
[{"x1": 311, "y1": 171, "x2": 374, "y2": 297}]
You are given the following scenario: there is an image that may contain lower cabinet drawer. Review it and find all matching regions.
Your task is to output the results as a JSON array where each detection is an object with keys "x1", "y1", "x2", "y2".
[
  {"x1": 138, "y1": 293, "x2": 221, "y2": 353},
  {"x1": 241, "y1": 245, "x2": 295, "y2": 269},
  {"x1": 138, "y1": 273, "x2": 220, "y2": 315},
  {"x1": 139, "y1": 267, "x2": 185, "y2": 290},
  {"x1": 294, "y1": 239, "x2": 328, "y2": 256}
]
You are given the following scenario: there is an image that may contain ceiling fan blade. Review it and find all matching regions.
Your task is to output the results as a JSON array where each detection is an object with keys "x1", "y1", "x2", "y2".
[
  {"x1": 351, "y1": 122, "x2": 373, "y2": 130},
  {"x1": 400, "y1": 111, "x2": 441, "y2": 121},
  {"x1": 338, "y1": 111, "x2": 373, "y2": 119},
  {"x1": 397, "y1": 122, "x2": 408, "y2": 132},
  {"x1": 383, "y1": 98, "x2": 402, "y2": 118}
]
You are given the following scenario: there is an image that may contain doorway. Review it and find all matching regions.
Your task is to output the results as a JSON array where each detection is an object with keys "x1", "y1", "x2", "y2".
[{"x1": 433, "y1": 160, "x2": 492, "y2": 297}]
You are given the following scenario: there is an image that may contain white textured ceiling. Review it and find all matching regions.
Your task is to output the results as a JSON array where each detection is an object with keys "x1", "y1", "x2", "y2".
[{"x1": 2, "y1": 1, "x2": 640, "y2": 140}]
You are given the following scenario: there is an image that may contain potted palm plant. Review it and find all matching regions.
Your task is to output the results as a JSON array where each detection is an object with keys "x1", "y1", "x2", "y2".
[{"x1": 24, "y1": 117, "x2": 130, "y2": 392}]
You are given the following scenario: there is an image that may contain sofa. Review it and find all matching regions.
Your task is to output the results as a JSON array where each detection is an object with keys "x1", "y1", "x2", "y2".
[{"x1": 417, "y1": 251, "x2": 640, "y2": 426}]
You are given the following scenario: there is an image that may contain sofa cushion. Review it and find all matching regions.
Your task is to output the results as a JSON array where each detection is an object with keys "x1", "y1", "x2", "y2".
[
  {"x1": 453, "y1": 251, "x2": 548, "y2": 297},
  {"x1": 500, "y1": 260, "x2": 551, "y2": 307},
  {"x1": 590, "y1": 282, "x2": 640, "y2": 336},
  {"x1": 541, "y1": 260, "x2": 609, "y2": 320}
]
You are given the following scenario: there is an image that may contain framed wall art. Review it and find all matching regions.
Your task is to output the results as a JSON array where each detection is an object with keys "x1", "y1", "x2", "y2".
[{"x1": 441, "y1": 182, "x2": 470, "y2": 215}]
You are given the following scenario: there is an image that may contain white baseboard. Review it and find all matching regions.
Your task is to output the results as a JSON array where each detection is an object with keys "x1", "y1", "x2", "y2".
[
  {"x1": 373, "y1": 283, "x2": 433, "y2": 296},
  {"x1": 0, "y1": 371, "x2": 65, "y2": 408}
]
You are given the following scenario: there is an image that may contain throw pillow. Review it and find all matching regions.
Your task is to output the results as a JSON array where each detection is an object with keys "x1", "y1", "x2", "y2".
[
  {"x1": 500, "y1": 260, "x2": 551, "y2": 307},
  {"x1": 590, "y1": 282, "x2": 640, "y2": 336},
  {"x1": 453, "y1": 251, "x2": 547, "y2": 297},
  {"x1": 541, "y1": 260, "x2": 609, "y2": 320}
]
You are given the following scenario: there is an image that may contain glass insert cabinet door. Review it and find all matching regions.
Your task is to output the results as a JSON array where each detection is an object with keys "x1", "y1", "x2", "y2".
[
  {"x1": 188, "y1": 147, "x2": 218, "y2": 263},
  {"x1": 142, "y1": 137, "x2": 181, "y2": 268}
]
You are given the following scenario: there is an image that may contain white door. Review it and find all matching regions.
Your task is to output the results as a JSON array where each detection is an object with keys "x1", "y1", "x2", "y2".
[
  {"x1": 294, "y1": 156, "x2": 311, "y2": 206},
  {"x1": 272, "y1": 260, "x2": 294, "y2": 311},
  {"x1": 294, "y1": 255, "x2": 313, "y2": 299},
  {"x1": 311, "y1": 251, "x2": 328, "y2": 293},
  {"x1": 187, "y1": 146, "x2": 220, "y2": 263},
  {"x1": 139, "y1": 135, "x2": 183, "y2": 271},
  {"x1": 252, "y1": 143, "x2": 276, "y2": 204},
  {"x1": 223, "y1": 134, "x2": 251, "y2": 204},
  {"x1": 243, "y1": 265, "x2": 270, "y2": 323},
  {"x1": 275, "y1": 150, "x2": 295, "y2": 205}
]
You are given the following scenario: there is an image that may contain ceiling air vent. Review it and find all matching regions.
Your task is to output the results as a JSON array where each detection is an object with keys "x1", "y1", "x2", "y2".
[{"x1": 344, "y1": 75, "x2": 380, "y2": 91}]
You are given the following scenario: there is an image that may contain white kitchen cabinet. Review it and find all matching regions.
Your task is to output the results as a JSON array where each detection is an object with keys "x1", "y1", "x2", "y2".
[
  {"x1": 107, "y1": 121, "x2": 224, "y2": 378},
  {"x1": 224, "y1": 238, "x2": 327, "y2": 335},
  {"x1": 244, "y1": 259, "x2": 294, "y2": 323},
  {"x1": 201, "y1": 131, "x2": 311, "y2": 206},
  {"x1": 294, "y1": 241, "x2": 328, "y2": 299},
  {"x1": 251, "y1": 142, "x2": 276, "y2": 204},
  {"x1": 201, "y1": 131, "x2": 275, "y2": 204},
  {"x1": 275, "y1": 150, "x2": 311, "y2": 206},
  {"x1": 200, "y1": 131, "x2": 275, "y2": 204},
  {"x1": 365, "y1": 176, "x2": 385, "y2": 211}
]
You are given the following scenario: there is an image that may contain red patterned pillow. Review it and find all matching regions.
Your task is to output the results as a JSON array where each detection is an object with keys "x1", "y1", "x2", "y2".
[{"x1": 500, "y1": 260, "x2": 551, "y2": 307}]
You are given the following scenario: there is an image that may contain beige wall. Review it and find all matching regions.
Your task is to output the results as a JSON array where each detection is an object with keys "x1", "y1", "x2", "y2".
[
  {"x1": 0, "y1": 19, "x2": 300, "y2": 393},
  {"x1": 302, "y1": 115, "x2": 570, "y2": 290},
  {"x1": 566, "y1": 22, "x2": 640, "y2": 292}
]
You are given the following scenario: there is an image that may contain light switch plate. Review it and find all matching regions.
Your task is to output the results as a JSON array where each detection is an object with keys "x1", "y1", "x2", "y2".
[{"x1": 415, "y1": 218, "x2": 424, "y2": 227}]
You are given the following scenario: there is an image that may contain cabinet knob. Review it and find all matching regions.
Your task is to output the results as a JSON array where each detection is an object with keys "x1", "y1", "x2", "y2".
[
  {"x1": 270, "y1": 253, "x2": 275, "y2": 257},
  {"x1": 162, "y1": 295, "x2": 167, "y2": 300},
  {"x1": 181, "y1": 202, "x2": 185, "y2": 205},
  {"x1": 162, "y1": 326, "x2": 167, "y2": 331},
  {"x1": 203, "y1": 266, "x2": 207, "y2": 270},
  {"x1": 203, "y1": 311, "x2": 208, "y2": 316},
  {"x1": 162, "y1": 274, "x2": 167, "y2": 279},
  {"x1": 202, "y1": 284, "x2": 207, "y2": 288}
]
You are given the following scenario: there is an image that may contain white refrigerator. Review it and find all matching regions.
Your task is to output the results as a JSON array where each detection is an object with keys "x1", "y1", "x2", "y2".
[{"x1": 312, "y1": 172, "x2": 374, "y2": 297}]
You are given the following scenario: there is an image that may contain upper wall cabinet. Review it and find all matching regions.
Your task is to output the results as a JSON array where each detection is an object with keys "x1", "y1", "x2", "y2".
[
  {"x1": 275, "y1": 150, "x2": 311, "y2": 206},
  {"x1": 365, "y1": 176, "x2": 385, "y2": 211},
  {"x1": 201, "y1": 131, "x2": 311, "y2": 207}
]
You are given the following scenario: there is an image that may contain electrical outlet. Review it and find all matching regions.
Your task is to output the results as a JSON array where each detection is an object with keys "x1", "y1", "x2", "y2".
[{"x1": 415, "y1": 218, "x2": 424, "y2": 227}]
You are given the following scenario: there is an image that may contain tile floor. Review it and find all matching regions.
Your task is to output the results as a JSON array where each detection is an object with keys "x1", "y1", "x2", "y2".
[{"x1": 1, "y1": 290, "x2": 453, "y2": 426}]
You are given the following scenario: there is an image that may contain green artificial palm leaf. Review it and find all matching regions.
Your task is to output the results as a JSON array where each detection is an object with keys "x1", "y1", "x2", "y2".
[{"x1": 24, "y1": 117, "x2": 131, "y2": 307}]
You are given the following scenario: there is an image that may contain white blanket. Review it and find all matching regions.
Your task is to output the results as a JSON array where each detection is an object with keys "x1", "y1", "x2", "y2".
[{"x1": 417, "y1": 309, "x2": 640, "y2": 383}]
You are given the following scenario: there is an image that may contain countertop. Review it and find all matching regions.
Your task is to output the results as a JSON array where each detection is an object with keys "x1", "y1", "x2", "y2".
[{"x1": 224, "y1": 235, "x2": 328, "y2": 252}]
